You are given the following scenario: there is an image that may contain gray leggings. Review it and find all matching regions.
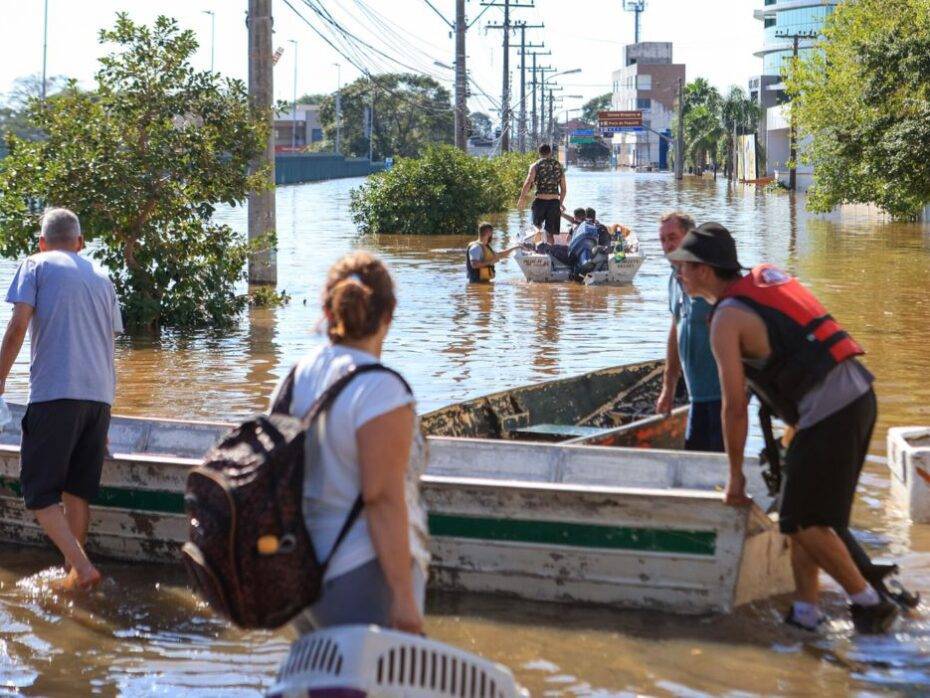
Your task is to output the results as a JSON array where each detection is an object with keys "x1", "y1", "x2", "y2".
[{"x1": 292, "y1": 559, "x2": 426, "y2": 634}]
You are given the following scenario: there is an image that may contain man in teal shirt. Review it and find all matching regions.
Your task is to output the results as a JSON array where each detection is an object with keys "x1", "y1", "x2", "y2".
[{"x1": 655, "y1": 212, "x2": 723, "y2": 451}]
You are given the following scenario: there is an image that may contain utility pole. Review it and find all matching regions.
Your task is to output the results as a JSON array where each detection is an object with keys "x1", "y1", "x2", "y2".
[
  {"x1": 623, "y1": 1, "x2": 647, "y2": 44},
  {"x1": 246, "y1": 0, "x2": 276, "y2": 285},
  {"x1": 675, "y1": 77, "x2": 684, "y2": 180},
  {"x1": 333, "y1": 63, "x2": 342, "y2": 155},
  {"x1": 41, "y1": 0, "x2": 49, "y2": 102},
  {"x1": 515, "y1": 24, "x2": 544, "y2": 152},
  {"x1": 536, "y1": 64, "x2": 556, "y2": 145},
  {"x1": 484, "y1": 0, "x2": 534, "y2": 152},
  {"x1": 454, "y1": 0, "x2": 467, "y2": 150},
  {"x1": 289, "y1": 39, "x2": 298, "y2": 149},
  {"x1": 776, "y1": 29, "x2": 817, "y2": 191},
  {"x1": 368, "y1": 78, "x2": 375, "y2": 162},
  {"x1": 203, "y1": 10, "x2": 216, "y2": 72}
]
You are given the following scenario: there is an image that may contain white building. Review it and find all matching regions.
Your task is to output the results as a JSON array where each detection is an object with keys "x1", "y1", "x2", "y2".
[{"x1": 609, "y1": 43, "x2": 684, "y2": 169}]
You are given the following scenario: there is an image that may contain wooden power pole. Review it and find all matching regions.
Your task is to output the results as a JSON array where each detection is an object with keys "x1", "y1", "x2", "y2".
[
  {"x1": 484, "y1": 0, "x2": 534, "y2": 152},
  {"x1": 246, "y1": 0, "x2": 277, "y2": 285},
  {"x1": 777, "y1": 29, "x2": 817, "y2": 191},
  {"x1": 675, "y1": 77, "x2": 685, "y2": 181}
]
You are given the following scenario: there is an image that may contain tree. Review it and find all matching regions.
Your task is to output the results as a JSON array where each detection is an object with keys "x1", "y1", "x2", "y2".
[
  {"x1": 1, "y1": 74, "x2": 70, "y2": 141},
  {"x1": 468, "y1": 111, "x2": 493, "y2": 139},
  {"x1": 0, "y1": 14, "x2": 267, "y2": 329},
  {"x1": 718, "y1": 86, "x2": 760, "y2": 178},
  {"x1": 581, "y1": 93, "x2": 611, "y2": 125},
  {"x1": 786, "y1": 0, "x2": 930, "y2": 218},
  {"x1": 317, "y1": 73, "x2": 453, "y2": 160}
]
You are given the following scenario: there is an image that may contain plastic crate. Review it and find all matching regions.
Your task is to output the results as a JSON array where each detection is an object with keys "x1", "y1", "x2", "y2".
[{"x1": 266, "y1": 625, "x2": 528, "y2": 698}]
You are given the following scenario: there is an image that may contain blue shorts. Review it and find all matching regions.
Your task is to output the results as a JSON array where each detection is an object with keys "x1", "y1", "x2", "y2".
[{"x1": 685, "y1": 399, "x2": 724, "y2": 453}]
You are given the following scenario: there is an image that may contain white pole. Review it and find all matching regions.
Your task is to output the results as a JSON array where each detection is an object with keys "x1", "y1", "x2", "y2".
[
  {"x1": 333, "y1": 63, "x2": 342, "y2": 155},
  {"x1": 289, "y1": 39, "x2": 298, "y2": 149},
  {"x1": 41, "y1": 0, "x2": 49, "y2": 101},
  {"x1": 203, "y1": 10, "x2": 215, "y2": 72}
]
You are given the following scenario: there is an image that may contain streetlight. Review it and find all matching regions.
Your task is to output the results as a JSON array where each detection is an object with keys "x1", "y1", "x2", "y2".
[
  {"x1": 333, "y1": 63, "x2": 342, "y2": 155},
  {"x1": 41, "y1": 0, "x2": 49, "y2": 102},
  {"x1": 203, "y1": 10, "x2": 215, "y2": 73},
  {"x1": 288, "y1": 39, "x2": 298, "y2": 150}
]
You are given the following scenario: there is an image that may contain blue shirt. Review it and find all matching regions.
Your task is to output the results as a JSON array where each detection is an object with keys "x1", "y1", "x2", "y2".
[
  {"x1": 668, "y1": 269, "x2": 720, "y2": 403},
  {"x1": 6, "y1": 251, "x2": 123, "y2": 405}
]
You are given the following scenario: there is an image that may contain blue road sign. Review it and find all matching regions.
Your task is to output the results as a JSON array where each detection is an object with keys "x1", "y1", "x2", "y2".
[
  {"x1": 601, "y1": 126, "x2": 644, "y2": 133},
  {"x1": 571, "y1": 128, "x2": 595, "y2": 136}
]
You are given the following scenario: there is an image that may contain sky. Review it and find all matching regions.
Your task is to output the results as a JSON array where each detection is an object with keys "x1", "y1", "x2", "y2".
[{"x1": 0, "y1": 0, "x2": 762, "y2": 119}]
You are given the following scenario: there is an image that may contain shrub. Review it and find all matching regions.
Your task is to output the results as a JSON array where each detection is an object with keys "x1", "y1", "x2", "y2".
[{"x1": 350, "y1": 146, "x2": 538, "y2": 235}]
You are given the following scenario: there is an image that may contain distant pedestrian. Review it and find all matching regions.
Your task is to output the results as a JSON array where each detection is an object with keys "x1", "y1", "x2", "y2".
[
  {"x1": 0, "y1": 208, "x2": 123, "y2": 590},
  {"x1": 518, "y1": 144, "x2": 567, "y2": 244},
  {"x1": 655, "y1": 212, "x2": 724, "y2": 452},
  {"x1": 273, "y1": 251, "x2": 430, "y2": 634},
  {"x1": 466, "y1": 222, "x2": 518, "y2": 284}
]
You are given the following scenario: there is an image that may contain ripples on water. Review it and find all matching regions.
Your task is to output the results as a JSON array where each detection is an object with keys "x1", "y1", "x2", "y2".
[{"x1": 1, "y1": 171, "x2": 930, "y2": 695}]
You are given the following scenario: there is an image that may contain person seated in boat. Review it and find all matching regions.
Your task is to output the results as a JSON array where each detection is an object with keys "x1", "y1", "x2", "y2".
[
  {"x1": 466, "y1": 222, "x2": 518, "y2": 284},
  {"x1": 560, "y1": 207, "x2": 587, "y2": 236},
  {"x1": 584, "y1": 208, "x2": 613, "y2": 247},
  {"x1": 670, "y1": 222, "x2": 900, "y2": 634},
  {"x1": 272, "y1": 251, "x2": 430, "y2": 635},
  {"x1": 0, "y1": 208, "x2": 123, "y2": 591}
]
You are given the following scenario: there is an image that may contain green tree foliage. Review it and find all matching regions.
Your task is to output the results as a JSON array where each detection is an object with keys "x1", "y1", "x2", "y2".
[
  {"x1": 350, "y1": 145, "x2": 534, "y2": 235},
  {"x1": 317, "y1": 73, "x2": 453, "y2": 160},
  {"x1": 0, "y1": 14, "x2": 267, "y2": 329},
  {"x1": 0, "y1": 75, "x2": 70, "y2": 142},
  {"x1": 576, "y1": 141, "x2": 611, "y2": 164},
  {"x1": 468, "y1": 111, "x2": 493, "y2": 139},
  {"x1": 581, "y1": 93, "x2": 612, "y2": 125},
  {"x1": 786, "y1": 0, "x2": 930, "y2": 218},
  {"x1": 717, "y1": 87, "x2": 761, "y2": 176}
]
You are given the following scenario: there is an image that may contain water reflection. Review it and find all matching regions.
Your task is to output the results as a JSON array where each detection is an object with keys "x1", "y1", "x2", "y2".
[{"x1": 1, "y1": 172, "x2": 930, "y2": 695}]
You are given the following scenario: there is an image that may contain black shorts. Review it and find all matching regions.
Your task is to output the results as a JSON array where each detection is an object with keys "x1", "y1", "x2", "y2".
[
  {"x1": 778, "y1": 389, "x2": 876, "y2": 534},
  {"x1": 531, "y1": 198, "x2": 561, "y2": 236},
  {"x1": 20, "y1": 399, "x2": 111, "y2": 510}
]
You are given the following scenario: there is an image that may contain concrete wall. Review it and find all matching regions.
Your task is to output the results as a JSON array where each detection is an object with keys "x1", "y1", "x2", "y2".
[{"x1": 275, "y1": 153, "x2": 385, "y2": 185}]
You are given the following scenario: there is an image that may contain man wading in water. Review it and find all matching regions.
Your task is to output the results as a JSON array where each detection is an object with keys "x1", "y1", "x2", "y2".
[
  {"x1": 517, "y1": 144, "x2": 567, "y2": 244},
  {"x1": 670, "y1": 222, "x2": 899, "y2": 634},
  {"x1": 0, "y1": 208, "x2": 123, "y2": 590}
]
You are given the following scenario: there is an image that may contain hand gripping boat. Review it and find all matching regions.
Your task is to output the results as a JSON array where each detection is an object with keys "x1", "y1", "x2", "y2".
[
  {"x1": 513, "y1": 228, "x2": 645, "y2": 286},
  {"x1": 266, "y1": 625, "x2": 528, "y2": 697}
]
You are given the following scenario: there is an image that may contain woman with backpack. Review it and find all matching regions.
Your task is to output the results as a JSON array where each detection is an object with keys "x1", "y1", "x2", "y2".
[{"x1": 272, "y1": 251, "x2": 430, "y2": 635}]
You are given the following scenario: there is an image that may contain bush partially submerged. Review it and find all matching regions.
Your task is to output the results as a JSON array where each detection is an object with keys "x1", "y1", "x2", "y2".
[{"x1": 350, "y1": 145, "x2": 538, "y2": 235}]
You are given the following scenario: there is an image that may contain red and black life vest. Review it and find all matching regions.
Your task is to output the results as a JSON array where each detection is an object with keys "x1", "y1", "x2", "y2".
[{"x1": 716, "y1": 264, "x2": 864, "y2": 424}]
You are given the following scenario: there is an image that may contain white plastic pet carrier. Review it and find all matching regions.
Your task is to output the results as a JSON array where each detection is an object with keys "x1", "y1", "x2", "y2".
[{"x1": 266, "y1": 625, "x2": 528, "y2": 697}]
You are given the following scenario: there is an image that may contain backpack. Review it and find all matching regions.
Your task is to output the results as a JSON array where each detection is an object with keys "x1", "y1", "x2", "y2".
[{"x1": 181, "y1": 362, "x2": 409, "y2": 629}]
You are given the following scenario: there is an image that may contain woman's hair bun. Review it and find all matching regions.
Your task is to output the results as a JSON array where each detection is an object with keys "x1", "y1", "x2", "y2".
[{"x1": 323, "y1": 252, "x2": 396, "y2": 343}]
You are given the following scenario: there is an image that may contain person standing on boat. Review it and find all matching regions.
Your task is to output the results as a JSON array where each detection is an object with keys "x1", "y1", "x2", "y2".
[
  {"x1": 0, "y1": 208, "x2": 123, "y2": 591},
  {"x1": 655, "y1": 212, "x2": 724, "y2": 452},
  {"x1": 669, "y1": 222, "x2": 898, "y2": 634},
  {"x1": 272, "y1": 251, "x2": 430, "y2": 634},
  {"x1": 517, "y1": 144, "x2": 567, "y2": 244},
  {"x1": 466, "y1": 222, "x2": 517, "y2": 284}
]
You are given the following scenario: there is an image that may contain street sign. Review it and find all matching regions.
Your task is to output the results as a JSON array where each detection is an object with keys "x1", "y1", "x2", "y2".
[
  {"x1": 571, "y1": 128, "x2": 595, "y2": 137},
  {"x1": 597, "y1": 110, "x2": 643, "y2": 128},
  {"x1": 570, "y1": 136, "x2": 596, "y2": 144},
  {"x1": 601, "y1": 126, "x2": 644, "y2": 133}
]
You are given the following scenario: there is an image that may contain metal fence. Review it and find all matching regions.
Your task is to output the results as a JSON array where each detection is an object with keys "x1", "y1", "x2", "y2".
[{"x1": 275, "y1": 153, "x2": 385, "y2": 185}]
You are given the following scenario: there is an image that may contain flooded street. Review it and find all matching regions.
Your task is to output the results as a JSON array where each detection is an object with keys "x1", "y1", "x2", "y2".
[{"x1": 2, "y1": 170, "x2": 930, "y2": 696}]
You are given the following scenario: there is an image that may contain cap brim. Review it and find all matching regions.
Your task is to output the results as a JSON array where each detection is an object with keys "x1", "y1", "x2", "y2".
[{"x1": 665, "y1": 247, "x2": 704, "y2": 264}]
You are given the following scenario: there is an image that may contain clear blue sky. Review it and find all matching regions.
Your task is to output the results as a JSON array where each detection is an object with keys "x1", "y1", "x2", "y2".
[{"x1": 1, "y1": 0, "x2": 762, "y2": 118}]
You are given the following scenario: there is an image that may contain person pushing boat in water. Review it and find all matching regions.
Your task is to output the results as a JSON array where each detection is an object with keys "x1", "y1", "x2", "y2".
[{"x1": 669, "y1": 222, "x2": 914, "y2": 634}]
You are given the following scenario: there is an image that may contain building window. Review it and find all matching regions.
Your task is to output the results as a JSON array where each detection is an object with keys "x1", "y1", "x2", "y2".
[
  {"x1": 637, "y1": 98, "x2": 651, "y2": 110},
  {"x1": 637, "y1": 74, "x2": 652, "y2": 90},
  {"x1": 764, "y1": 17, "x2": 775, "y2": 28}
]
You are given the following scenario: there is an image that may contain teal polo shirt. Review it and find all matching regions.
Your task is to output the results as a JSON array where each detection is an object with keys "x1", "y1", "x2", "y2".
[{"x1": 668, "y1": 269, "x2": 721, "y2": 403}]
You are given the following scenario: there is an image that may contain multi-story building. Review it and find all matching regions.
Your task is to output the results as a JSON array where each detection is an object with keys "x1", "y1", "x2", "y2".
[
  {"x1": 274, "y1": 104, "x2": 324, "y2": 151},
  {"x1": 609, "y1": 43, "x2": 685, "y2": 169},
  {"x1": 750, "y1": 1, "x2": 841, "y2": 185}
]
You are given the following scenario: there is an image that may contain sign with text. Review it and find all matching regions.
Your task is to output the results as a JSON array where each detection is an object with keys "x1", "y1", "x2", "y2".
[
  {"x1": 570, "y1": 128, "x2": 595, "y2": 137},
  {"x1": 600, "y1": 125, "x2": 644, "y2": 133},
  {"x1": 570, "y1": 136, "x2": 596, "y2": 144},
  {"x1": 597, "y1": 110, "x2": 643, "y2": 128}
]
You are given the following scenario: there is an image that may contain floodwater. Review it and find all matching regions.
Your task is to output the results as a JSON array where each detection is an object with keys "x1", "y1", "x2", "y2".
[{"x1": 2, "y1": 171, "x2": 930, "y2": 696}]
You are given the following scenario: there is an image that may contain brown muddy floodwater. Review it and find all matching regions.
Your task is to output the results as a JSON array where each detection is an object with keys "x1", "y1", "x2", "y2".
[{"x1": 2, "y1": 171, "x2": 930, "y2": 696}]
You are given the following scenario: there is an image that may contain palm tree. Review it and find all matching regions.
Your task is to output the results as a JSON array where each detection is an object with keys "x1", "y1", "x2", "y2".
[{"x1": 719, "y1": 86, "x2": 761, "y2": 179}]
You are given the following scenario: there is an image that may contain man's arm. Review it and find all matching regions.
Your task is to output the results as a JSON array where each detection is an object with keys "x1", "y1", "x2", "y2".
[
  {"x1": 0, "y1": 303, "x2": 34, "y2": 395},
  {"x1": 711, "y1": 309, "x2": 752, "y2": 506},
  {"x1": 559, "y1": 172, "x2": 567, "y2": 206},
  {"x1": 517, "y1": 164, "x2": 536, "y2": 208},
  {"x1": 656, "y1": 319, "x2": 681, "y2": 415}
]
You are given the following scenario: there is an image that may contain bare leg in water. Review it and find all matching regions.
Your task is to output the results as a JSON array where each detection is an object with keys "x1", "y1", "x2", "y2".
[{"x1": 34, "y1": 501, "x2": 101, "y2": 590}]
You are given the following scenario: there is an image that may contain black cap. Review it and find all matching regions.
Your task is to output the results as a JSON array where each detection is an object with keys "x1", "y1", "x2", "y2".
[{"x1": 666, "y1": 222, "x2": 743, "y2": 271}]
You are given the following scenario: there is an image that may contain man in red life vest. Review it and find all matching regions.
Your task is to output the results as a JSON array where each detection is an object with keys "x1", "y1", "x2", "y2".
[{"x1": 668, "y1": 222, "x2": 899, "y2": 634}]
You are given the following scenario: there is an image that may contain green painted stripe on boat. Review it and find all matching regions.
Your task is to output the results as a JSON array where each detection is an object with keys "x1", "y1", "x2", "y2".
[
  {"x1": 1, "y1": 476, "x2": 715, "y2": 555},
  {"x1": 0, "y1": 476, "x2": 185, "y2": 515},
  {"x1": 428, "y1": 513, "x2": 716, "y2": 556}
]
